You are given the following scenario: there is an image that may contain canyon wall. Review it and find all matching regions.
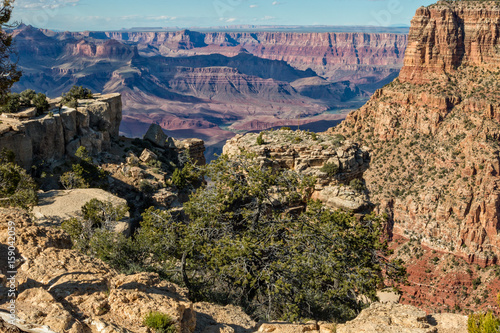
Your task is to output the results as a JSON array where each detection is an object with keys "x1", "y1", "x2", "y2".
[
  {"x1": 104, "y1": 30, "x2": 407, "y2": 85},
  {"x1": 330, "y1": 1, "x2": 500, "y2": 265}
]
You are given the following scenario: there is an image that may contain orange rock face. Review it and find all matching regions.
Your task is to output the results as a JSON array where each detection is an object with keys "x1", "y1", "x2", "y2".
[
  {"x1": 400, "y1": 2, "x2": 500, "y2": 84},
  {"x1": 330, "y1": 1, "x2": 500, "y2": 268}
]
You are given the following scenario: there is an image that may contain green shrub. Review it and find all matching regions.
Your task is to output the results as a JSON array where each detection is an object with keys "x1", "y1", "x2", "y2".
[
  {"x1": 60, "y1": 171, "x2": 88, "y2": 190},
  {"x1": 139, "y1": 180, "x2": 154, "y2": 195},
  {"x1": 61, "y1": 85, "x2": 93, "y2": 107},
  {"x1": 0, "y1": 149, "x2": 38, "y2": 209},
  {"x1": 81, "y1": 198, "x2": 129, "y2": 229},
  {"x1": 170, "y1": 162, "x2": 202, "y2": 190},
  {"x1": 171, "y1": 168, "x2": 186, "y2": 189},
  {"x1": 468, "y1": 312, "x2": 500, "y2": 333},
  {"x1": 256, "y1": 133, "x2": 265, "y2": 145},
  {"x1": 321, "y1": 163, "x2": 339, "y2": 177},
  {"x1": 62, "y1": 199, "x2": 131, "y2": 268},
  {"x1": 19, "y1": 89, "x2": 36, "y2": 106},
  {"x1": 70, "y1": 146, "x2": 107, "y2": 187},
  {"x1": 349, "y1": 179, "x2": 366, "y2": 192},
  {"x1": 143, "y1": 312, "x2": 176, "y2": 333},
  {"x1": 280, "y1": 127, "x2": 292, "y2": 131},
  {"x1": 33, "y1": 92, "x2": 50, "y2": 114},
  {"x1": 1, "y1": 93, "x2": 20, "y2": 113},
  {"x1": 473, "y1": 277, "x2": 482, "y2": 290}
]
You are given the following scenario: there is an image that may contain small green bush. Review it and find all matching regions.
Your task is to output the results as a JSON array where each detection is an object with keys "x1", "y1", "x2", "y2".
[
  {"x1": 0, "y1": 149, "x2": 38, "y2": 209},
  {"x1": 170, "y1": 162, "x2": 202, "y2": 190},
  {"x1": 1, "y1": 93, "x2": 20, "y2": 113},
  {"x1": 171, "y1": 168, "x2": 186, "y2": 189},
  {"x1": 33, "y1": 92, "x2": 50, "y2": 114},
  {"x1": 60, "y1": 171, "x2": 88, "y2": 190},
  {"x1": 349, "y1": 179, "x2": 366, "y2": 192},
  {"x1": 468, "y1": 312, "x2": 500, "y2": 333},
  {"x1": 256, "y1": 133, "x2": 265, "y2": 145},
  {"x1": 143, "y1": 312, "x2": 176, "y2": 333},
  {"x1": 19, "y1": 89, "x2": 36, "y2": 106},
  {"x1": 280, "y1": 127, "x2": 292, "y2": 131},
  {"x1": 139, "y1": 180, "x2": 154, "y2": 195},
  {"x1": 321, "y1": 163, "x2": 339, "y2": 177},
  {"x1": 61, "y1": 85, "x2": 93, "y2": 107}
]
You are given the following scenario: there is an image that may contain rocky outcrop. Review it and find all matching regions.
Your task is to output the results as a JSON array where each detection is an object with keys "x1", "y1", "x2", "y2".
[
  {"x1": 32, "y1": 189, "x2": 131, "y2": 235},
  {"x1": 223, "y1": 130, "x2": 370, "y2": 211},
  {"x1": 0, "y1": 93, "x2": 122, "y2": 169},
  {"x1": 400, "y1": 1, "x2": 500, "y2": 84},
  {"x1": 256, "y1": 303, "x2": 466, "y2": 333},
  {"x1": 335, "y1": 303, "x2": 467, "y2": 333},
  {"x1": 143, "y1": 123, "x2": 206, "y2": 166}
]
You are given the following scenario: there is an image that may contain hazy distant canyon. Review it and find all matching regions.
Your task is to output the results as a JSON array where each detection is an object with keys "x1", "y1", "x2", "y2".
[{"x1": 10, "y1": 25, "x2": 407, "y2": 152}]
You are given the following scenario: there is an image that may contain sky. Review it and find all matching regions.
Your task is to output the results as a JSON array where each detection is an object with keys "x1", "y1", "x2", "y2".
[{"x1": 11, "y1": 0, "x2": 436, "y2": 31}]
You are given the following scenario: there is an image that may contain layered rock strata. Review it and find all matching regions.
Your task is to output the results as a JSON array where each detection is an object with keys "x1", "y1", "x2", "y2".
[
  {"x1": 105, "y1": 30, "x2": 407, "y2": 84},
  {"x1": 330, "y1": 1, "x2": 500, "y2": 264}
]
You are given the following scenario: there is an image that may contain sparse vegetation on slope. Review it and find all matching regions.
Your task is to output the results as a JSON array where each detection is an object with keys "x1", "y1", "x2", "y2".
[{"x1": 0, "y1": 148, "x2": 37, "y2": 209}]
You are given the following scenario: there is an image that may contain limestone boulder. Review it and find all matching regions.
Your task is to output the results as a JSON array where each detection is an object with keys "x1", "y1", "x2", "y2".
[
  {"x1": 0, "y1": 208, "x2": 196, "y2": 333},
  {"x1": 144, "y1": 123, "x2": 168, "y2": 147},
  {"x1": 140, "y1": 148, "x2": 158, "y2": 163},
  {"x1": 32, "y1": 189, "x2": 130, "y2": 235}
]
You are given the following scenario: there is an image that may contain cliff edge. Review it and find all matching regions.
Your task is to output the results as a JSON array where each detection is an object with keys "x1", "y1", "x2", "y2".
[{"x1": 0, "y1": 93, "x2": 121, "y2": 169}]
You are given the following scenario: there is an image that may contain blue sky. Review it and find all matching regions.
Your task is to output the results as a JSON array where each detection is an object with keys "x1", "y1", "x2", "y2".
[{"x1": 12, "y1": 0, "x2": 435, "y2": 31}]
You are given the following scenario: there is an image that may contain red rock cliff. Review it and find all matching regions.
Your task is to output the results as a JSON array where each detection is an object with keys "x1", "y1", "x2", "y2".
[
  {"x1": 400, "y1": 1, "x2": 500, "y2": 84},
  {"x1": 105, "y1": 30, "x2": 407, "y2": 84},
  {"x1": 331, "y1": 1, "x2": 500, "y2": 265}
]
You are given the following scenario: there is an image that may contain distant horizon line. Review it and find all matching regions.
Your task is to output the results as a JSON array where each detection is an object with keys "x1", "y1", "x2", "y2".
[{"x1": 15, "y1": 23, "x2": 410, "y2": 34}]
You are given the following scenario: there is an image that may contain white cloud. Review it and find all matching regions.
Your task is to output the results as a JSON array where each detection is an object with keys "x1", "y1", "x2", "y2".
[
  {"x1": 117, "y1": 15, "x2": 177, "y2": 21},
  {"x1": 225, "y1": 18, "x2": 237, "y2": 23},
  {"x1": 17, "y1": 0, "x2": 80, "y2": 10},
  {"x1": 249, "y1": 4, "x2": 258, "y2": 8},
  {"x1": 272, "y1": 1, "x2": 281, "y2": 5}
]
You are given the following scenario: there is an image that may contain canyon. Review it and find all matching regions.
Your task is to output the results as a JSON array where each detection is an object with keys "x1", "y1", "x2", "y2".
[{"x1": 10, "y1": 25, "x2": 407, "y2": 155}]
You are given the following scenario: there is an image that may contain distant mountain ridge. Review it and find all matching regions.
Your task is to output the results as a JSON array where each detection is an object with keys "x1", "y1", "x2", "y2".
[{"x1": 10, "y1": 24, "x2": 406, "y2": 152}]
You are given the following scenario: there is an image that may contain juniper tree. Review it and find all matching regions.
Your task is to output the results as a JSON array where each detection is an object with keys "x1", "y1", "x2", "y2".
[
  {"x1": 137, "y1": 153, "x2": 405, "y2": 322},
  {"x1": 0, "y1": 1, "x2": 21, "y2": 104}
]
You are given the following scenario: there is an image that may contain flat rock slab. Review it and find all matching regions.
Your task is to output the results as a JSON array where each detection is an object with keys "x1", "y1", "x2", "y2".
[
  {"x1": 0, "y1": 123, "x2": 11, "y2": 135},
  {"x1": 33, "y1": 189, "x2": 129, "y2": 228},
  {"x1": 3, "y1": 107, "x2": 37, "y2": 119}
]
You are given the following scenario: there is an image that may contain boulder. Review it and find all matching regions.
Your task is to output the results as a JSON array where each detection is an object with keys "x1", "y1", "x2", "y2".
[
  {"x1": 32, "y1": 189, "x2": 131, "y2": 235},
  {"x1": 140, "y1": 148, "x2": 158, "y2": 163},
  {"x1": 2, "y1": 107, "x2": 37, "y2": 119},
  {"x1": 144, "y1": 123, "x2": 168, "y2": 147},
  {"x1": 0, "y1": 208, "x2": 196, "y2": 333}
]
